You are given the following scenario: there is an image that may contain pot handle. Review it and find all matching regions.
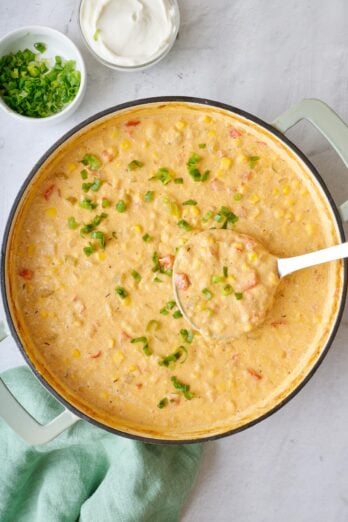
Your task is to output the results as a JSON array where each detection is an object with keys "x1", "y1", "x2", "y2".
[
  {"x1": 272, "y1": 98, "x2": 348, "y2": 222},
  {"x1": 0, "y1": 320, "x2": 78, "y2": 445}
]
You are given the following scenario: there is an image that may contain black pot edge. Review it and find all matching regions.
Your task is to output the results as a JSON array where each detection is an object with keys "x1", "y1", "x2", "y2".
[{"x1": 1, "y1": 96, "x2": 347, "y2": 445}]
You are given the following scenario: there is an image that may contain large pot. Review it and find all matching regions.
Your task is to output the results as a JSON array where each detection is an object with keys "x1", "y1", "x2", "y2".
[{"x1": 1, "y1": 97, "x2": 348, "y2": 445}]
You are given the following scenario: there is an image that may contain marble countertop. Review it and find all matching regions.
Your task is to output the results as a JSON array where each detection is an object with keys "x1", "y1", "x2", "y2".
[{"x1": 1, "y1": 1, "x2": 348, "y2": 520}]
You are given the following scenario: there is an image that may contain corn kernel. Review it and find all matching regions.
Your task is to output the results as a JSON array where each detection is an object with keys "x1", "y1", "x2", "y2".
[
  {"x1": 220, "y1": 157, "x2": 233, "y2": 170},
  {"x1": 203, "y1": 115, "x2": 212, "y2": 124},
  {"x1": 128, "y1": 365, "x2": 138, "y2": 373},
  {"x1": 216, "y1": 169, "x2": 225, "y2": 178},
  {"x1": 282, "y1": 185, "x2": 291, "y2": 195},
  {"x1": 272, "y1": 188, "x2": 279, "y2": 196},
  {"x1": 208, "y1": 130, "x2": 216, "y2": 137},
  {"x1": 175, "y1": 120, "x2": 187, "y2": 130},
  {"x1": 190, "y1": 206, "x2": 200, "y2": 216},
  {"x1": 108, "y1": 338, "x2": 115, "y2": 348},
  {"x1": 40, "y1": 310, "x2": 48, "y2": 318},
  {"x1": 98, "y1": 251, "x2": 106, "y2": 261},
  {"x1": 72, "y1": 348, "x2": 81, "y2": 358},
  {"x1": 248, "y1": 252, "x2": 258, "y2": 262},
  {"x1": 120, "y1": 139, "x2": 131, "y2": 150},
  {"x1": 236, "y1": 154, "x2": 246, "y2": 164},
  {"x1": 45, "y1": 207, "x2": 57, "y2": 218},
  {"x1": 66, "y1": 162, "x2": 77, "y2": 173},
  {"x1": 249, "y1": 194, "x2": 260, "y2": 204},
  {"x1": 132, "y1": 224, "x2": 143, "y2": 234},
  {"x1": 27, "y1": 244, "x2": 36, "y2": 256},
  {"x1": 122, "y1": 296, "x2": 132, "y2": 307},
  {"x1": 114, "y1": 351, "x2": 125, "y2": 364}
]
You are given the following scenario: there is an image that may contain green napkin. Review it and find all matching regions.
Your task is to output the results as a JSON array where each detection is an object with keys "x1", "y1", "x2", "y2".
[{"x1": 0, "y1": 366, "x2": 202, "y2": 522}]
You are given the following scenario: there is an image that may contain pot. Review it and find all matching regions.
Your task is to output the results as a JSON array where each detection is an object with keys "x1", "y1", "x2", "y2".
[{"x1": 1, "y1": 97, "x2": 348, "y2": 445}]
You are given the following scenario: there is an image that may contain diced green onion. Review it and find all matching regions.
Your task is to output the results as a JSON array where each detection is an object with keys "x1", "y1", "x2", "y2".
[
  {"x1": 174, "y1": 177, "x2": 184, "y2": 184},
  {"x1": 233, "y1": 193, "x2": 243, "y2": 201},
  {"x1": 144, "y1": 191, "x2": 154, "y2": 202},
  {"x1": 223, "y1": 266, "x2": 228, "y2": 277},
  {"x1": 248, "y1": 156, "x2": 260, "y2": 169},
  {"x1": 67, "y1": 216, "x2": 79, "y2": 230},
  {"x1": 115, "y1": 286, "x2": 128, "y2": 299},
  {"x1": 198, "y1": 143, "x2": 206, "y2": 149},
  {"x1": 173, "y1": 310, "x2": 183, "y2": 319},
  {"x1": 102, "y1": 198, "x2": 110, "y2": 208},
  {"x1": 202, "y1": 288, "x2": 213, "y2": 300},
  {"x1": 128, "y1": 160, "x2": 144, "y2": 171},
  {"x1": 150, "y1": 167, "x2": 172, "y2": 185},
  {"x1": 130, "y1": 336, "x2": 152, "y2": 356},
  {"x1": 160, "y1": 307, "x2": 169, "y2": 315},
  {"x1": 131, "y1": 270, "x2": 141, "y2": 282},
  {"x1": 166, "y1": 300, "x2": 176, "y2": 309},
  {"x1": 202, "y1": 211, "x2": 213, "y2": 222},
  {"x1": 116, "y1": 200, "x2": 127, "y2": 213},
  {"x1": 186, "y1": 152, "x2": 210, "y2": 182},
  {"x1": 146, "y1": 319, "x2": 160, "y2": 332},
  {"x1": 177, "y1": 219, "x2": 192, "y2": 231},
  {"x1": 79, "y1": 198, "x2": 97, "y2": 210},
  {"x1": 91, "y1": 230, "x2": 105, "y2": 249},
  {"x1": 222, "y1": 284, "x2": 234, "y2": 296},
  {"x1": 142, "y1": 233, "x2": 152, "y2": 243},
  {"x1": 180, "y1": 329, "x2": 194, "y2": 344},
  {"x1": 81, "y1": 154, "x2": 102, "y2": 171},
  {"x1": 157, "y1": 398, "x2": 168, "y2": 409},
  {"x1": 83, "y1": 242, "x2": 95, "y2": 256},
  {"x1": 80, "y1": 169, "x2": 88, "y2": 180},
  {"x1": 153, "y1": 277, "x2": 163, "y2": 283},
  {"x1": 171, "y1": 376, "x2": 193, "y2": 400},
  {"x1": 183, "y1": 199, "x2": 197, "y2": 206},
  {"x1": 159, "y1": 346, "x2": 187, "y2": 367},
  {"x1": 235, "y1": 292, "x2": 243, "y2": 300},
  {"x1": 34, "y1": 42, "x2": 46, "y2": 53},
  {"x1": 211, "y1": 275, "x2": 224, "y2": 284}
]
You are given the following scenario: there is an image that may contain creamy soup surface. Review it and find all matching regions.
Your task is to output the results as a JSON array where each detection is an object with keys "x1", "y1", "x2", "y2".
[{"x1": 8, "y1": 103, "x2": 342, "y2": 439}]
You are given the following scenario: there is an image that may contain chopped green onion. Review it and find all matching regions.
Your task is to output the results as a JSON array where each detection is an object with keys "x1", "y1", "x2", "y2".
[
  {"x1": 248, "y1": 156, "x2": 260, "y2": 169},
  {"x1": 235, "y1": 292, "x2": 243, "y2": 300},
  {"x1": 223, "y1": 266, "x2": 228, "y2": 278},
  {"x1": 80, "y1": 169, "x2": 88, "y2": 180},
  {"x1": 144, "y1": 191, "x2": 154, "y2": 202},
  {"x1": 160, "y1": 307, "x2": 169, "y2": 315},
  {"x1": 130, "y1": 336, "x2": 152, "y2": 356},
  {"x1": 174, "y1": 177, "x2": 184, "y2": 184},
  {"x1": 0, "y1": 50, "x2": 81, "y2": 118},
  {"x1": 116, "y1": 200, "x2": 127, "y2": 213},
  {"x1": 153, "y1": 276, "x2": 163, "y2": 283},
  {"x1": 166, "y1": 300, "x2": 176, "y2": 309},
  {"x1": 202, "y1": 211, "x2": 213, "y2": 222},
  {"x1": 146, "y1": 319, "x2": 160, "y2": 332},
  {"x1": 183, "y1": 199, "x2": 197, "y2": 206},
  {"x1": 159, "y1": 346, "x2": 187, "y2": 367},
  {"x1": 131, "y1": 270, "x2": 141, "y2": 282},
  {"x1": 186, "y1": 152, "x2": 210, "y2": 182},
  {"x1": 202, "y1": 288, "x2": 213, "y2": 300},
  {"x1": 214, "y1": 206, "x2": 238, "y2": 229},
  {"x1": 80, "y1": 212, "x2": 107, "y2": 234},
  {"x1": 34, "y1": 42, "x2": 46, "y2": 53},
  {"x1": 81, "y1": 154, "x2": 102, "y2": 171},
  {"x1": 180, "y1": 329, "x2": 194, "y2": 344},
  {"x1": 142, "y1": 233, "x2": 152, "y2": 243},
  {"x1": 102, "y1": 198, "x2": 111, "y2": 208},
  {"x1": 171, "y1": 376, "x2": 193, "y2": 400},
  {"x1": 150, "y1": 167, "x2": 172, "y2": 185},
  {"x1": 128, "y1": 160, "x2": 144, "y2": 171},
  {"x1": 173, "y1": 310, "x2": 183, "y2": 319},
  {"x1": 115, "y1": 286, "x2": 128, "y2": 299},
  {"x1": 67, "y1": 216, "x2": 79, "y2": 230},
  {"x1": 198, "y1": 143, "x2": 206, "y2": 149},
  {"x1": 222, "y1": 284, "x2": 234, "y2": 296},
  {"x1": 91, "y1": 230, "x2": 105, "y2": 249},
  {"x1": 233, "y1": 193, "x2": 243, "y2": 201},
  {"x1": 79, "y1": 198, "x2": 97, "y2": 210},
  {"x1": 211, "y1": 275, "x2": 225, "y2": 284},
  {"x1": 177, "y1": 219, "x2": 192, "y2": 231},
  {"x1": 157, "y1": 397, "x2": 168, "y2": 409},
  {"x1": 83, "y1": 242, "x2": 95, "y2": 256}
]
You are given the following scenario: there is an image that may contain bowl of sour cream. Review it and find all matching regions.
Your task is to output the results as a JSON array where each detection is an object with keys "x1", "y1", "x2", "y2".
[{"x1": 79, "y1": 0, "x2": 180, "y2": 71}]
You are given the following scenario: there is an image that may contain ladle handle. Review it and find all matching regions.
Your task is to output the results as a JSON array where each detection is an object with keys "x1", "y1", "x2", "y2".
[
  {"x1": 278, "y1": 242, "x2": 348, "y2": 278},
  {"x1": 272, "y1": 98, "x2": 348, "y2": 222}
]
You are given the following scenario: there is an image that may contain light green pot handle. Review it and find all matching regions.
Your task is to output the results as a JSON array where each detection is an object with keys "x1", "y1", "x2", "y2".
[
  {"x1": 272, "y1": 98, "x2": 348, "y2": 222},
  {"x1": 0, "y1": 320, "x2": 78, "y2": 445}
]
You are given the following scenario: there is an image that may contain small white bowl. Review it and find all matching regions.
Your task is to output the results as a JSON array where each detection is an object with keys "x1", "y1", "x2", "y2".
[{"x1": 0, "y1": 26, "x2": 86, "y2": 125}]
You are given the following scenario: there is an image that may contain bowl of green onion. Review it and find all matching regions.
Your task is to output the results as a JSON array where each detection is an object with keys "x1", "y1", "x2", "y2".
[{"x1": 0, "y1": 26, "x2": 86, "y2": 124}]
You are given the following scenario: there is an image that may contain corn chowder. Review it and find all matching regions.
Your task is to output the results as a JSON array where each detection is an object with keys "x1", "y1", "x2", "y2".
[{"x1": 7, "y1": 102, "x2": 342, "y2": 440}]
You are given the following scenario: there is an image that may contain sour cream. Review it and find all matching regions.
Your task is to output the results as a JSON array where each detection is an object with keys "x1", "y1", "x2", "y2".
[{"x1": 79, "y1": 0, "x2": 179, "y2": 69}]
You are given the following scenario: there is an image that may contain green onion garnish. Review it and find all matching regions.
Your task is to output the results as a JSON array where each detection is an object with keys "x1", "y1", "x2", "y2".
[
  {"x1": 233, "y1": 193, "x2": 243, "y2": 201},
  {"x1": 67, "y1": 216, "x2": 79, "y2": 230},
  {"x1": 142, "y1": 233, "x2": 152, "y2": 243},
  {"x1": 91, "y1": 230, "x2": 105, "y2": 249},
  {"x1": 116, "y1": 200, "x2": 127, "y2": 213},
  {"x1": 186, "y1": 153, "x2": 210, "y2": 182},
  {"x1": 198, "y1": 143, "x2": 206, "y2": 149},
  {"x1": 211, "y1": 275, "x2": 225, "y2": 284},
  {"x1": 159, "y1": 346, "x2": 187, "y2": 367},
  {"x1": 130, "y1": 336, "x2": 152, "y2": 356},
  {"x1": 153, "y1": 277, "x2": 163, "y2": 283},
  {"x1": 171, "y1": 376, "x2": 193, "y2": 400},
  {"x1": 222, "y1": 284, "x2": 234, "y2": 296},
  {"x1": 166, "y1": 300, "x2": 176, "y2": 309},
  {"x1": 102, "y1": 198, "x2": 110, "y2": 208},
  {"x1": 214, "y1": 206, "x2": 238, "y2": 229},
  {"x1": 0, "y1": 50, "x2": 81, "y2": 118},
  {"x1": 34, "y1": 42, "x2": 46, "y2": 53},
  {"x1": 183, "y1": 199, "x2": 197, "y2": 206},
  {"x1": 177, "y1": 219, "x2": 192, "y2": 231},
  {"x1": 157, "y1": 397, "x2": 168, "y2": 409},
  {"x1": 174, "y1": 177, "x2": 184, "y2": 184},
  {"x1": 115, "y1": 286, "x2": 128, "y2": 299},
  {"x1": 146, "y1": 319, "x2": 160, "y2": 332},
  {"x1": 79, "y1": 198, "x2": 97, "y2": 210},
  {"x1": 150, "y1": 167, "x2": 172, "y2": 185},
  {"x1": 202, "y1": 211, "x2": 213, "y2": 222},
  {"x1": 80, "y1": 169, "x2": 88, "y2": 180},
  {"x1": 144, "y1": 191, "x2": 154, "y2": 202},
  {"x1": 173, "y1": 310, "x2": 183, "y2": 319},
  {"x1": 80, "y1": 213, "x2": 107, "y2": 235},
  {"x1": 180, "y1": 329, "x2": 194, "y2": 344},
  {"x1": 235, "y1": 292, "x2": 243, "y2": 300},
  {"x1": 83, "y1": 242, "x2": 95, "y2": 256},
  {"x1": 223, "y1": 266, "x2": 228, "y2": 277},
  {"x1": 248, "y1": 156, "x2": 260, "y2": 169},
  {"x1": 128, "y1": 160, "x2": 144, "y2": 171},
  {"x1": 131, "y1": 270, "x2": 141, "y2": 282},
  {"x1": 81, "y1": 154, "x2": 102, "y2": 171},
  {"x1": 82, "y1": 177, "x2": 102, "y2": 193},
  {"x1": 202, "y1": 288, "x2": 213, "y2": 300}
]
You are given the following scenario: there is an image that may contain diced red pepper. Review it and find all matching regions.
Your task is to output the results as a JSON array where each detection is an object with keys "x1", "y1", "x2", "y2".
[
  {"x1": 159, "y1": 255, "x2": 175, "y2": 269},
  {"x1": 229, "y1": 127, "x2": 242, "y2": 138},
  {"x1": 247, "y1": 368, "x2": 262, "y2": 380},
  {"x1": 43, "y1": 184, "x2": 55, "y2": 200},
  {"x1": 18, "y1": 268, "x2": 33, "y2": 280},
  {"x1": 125, "y1": 120, "x2": 140, "y2": 127},
  {"x1": 88, "y1": 351, "x2": 102, "y2": 359},
  {"x1": 174, "y1": 273, "x2": 191, "y2": 290}
]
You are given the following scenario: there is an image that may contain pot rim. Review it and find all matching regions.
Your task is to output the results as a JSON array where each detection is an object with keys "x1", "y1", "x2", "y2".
[{"x1": 1, "y1": 96, "x2": 347, "y2": 444}]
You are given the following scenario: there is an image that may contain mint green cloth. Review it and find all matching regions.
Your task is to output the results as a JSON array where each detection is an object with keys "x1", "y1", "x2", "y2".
[{"x1": 0, "y1": 367, "x2": 202, "y2": 522}]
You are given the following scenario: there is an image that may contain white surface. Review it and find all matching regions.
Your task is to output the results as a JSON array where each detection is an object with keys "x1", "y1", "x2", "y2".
[{"x1": 1, "y1": 1, "x2": 348, "y2": 521}]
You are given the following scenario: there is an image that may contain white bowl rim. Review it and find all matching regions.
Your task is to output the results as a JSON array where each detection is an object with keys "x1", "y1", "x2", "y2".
[{"x1": 0, "y1": 25, "x2": 87, "y2": 122}]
